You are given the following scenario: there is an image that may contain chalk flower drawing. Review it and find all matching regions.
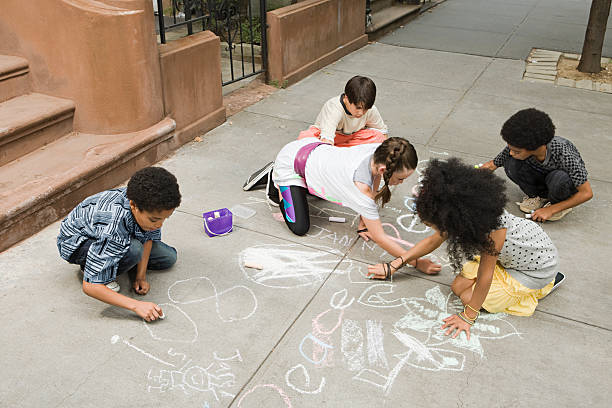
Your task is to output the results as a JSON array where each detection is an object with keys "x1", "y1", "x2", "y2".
[
  {"x1": 354, "y1": 285, "x2": 522, "y2": 394},
  {"x1": 397, "y1": 286, "x2": 522, "y2": 358}
]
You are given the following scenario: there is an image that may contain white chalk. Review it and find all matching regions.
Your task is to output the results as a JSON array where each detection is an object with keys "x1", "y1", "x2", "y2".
[
  {"x1": 329, "y1": 217, "x2": 346, "y2": 223},
  {"x1": 525, "y1": 210, "x2": 535, "y2": 219},
  {"x1": 244, "y1": 261, "x2": 263, "y2": 270},
  {"x1": 158, "y1": 313, "x2": 165, "y2": 320},
  {"x1": 214, "y1": 211, "x2": 220, "y2": 218}
]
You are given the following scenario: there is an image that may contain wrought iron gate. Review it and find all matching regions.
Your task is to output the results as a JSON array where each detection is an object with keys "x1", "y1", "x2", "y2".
[{"x1": 155, "y1": 0, "x2": 267, "y2": 85}]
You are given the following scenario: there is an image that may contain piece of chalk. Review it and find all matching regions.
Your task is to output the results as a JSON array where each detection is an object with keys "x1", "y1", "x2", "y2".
[
  {"x1": 244, "y1": 261, "x2": 263, "y2": 270},
  {"x1": 214, "y1": 211, "x2": 220, "y2": 218},
  {"x1": 158, "y1": 313, "x2": 165, "y2": 320},
  {"x1": 329, "y1": 217, "x2": 346, "y2": 223},
  {"x1": 525, "y1": 214, "x2": 532, "y2": 219}
]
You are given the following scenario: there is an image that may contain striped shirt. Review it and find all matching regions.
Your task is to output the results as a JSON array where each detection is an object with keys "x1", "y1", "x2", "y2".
[{"x1": 57, "y1": 188, "x2": 161, "y2": 284}]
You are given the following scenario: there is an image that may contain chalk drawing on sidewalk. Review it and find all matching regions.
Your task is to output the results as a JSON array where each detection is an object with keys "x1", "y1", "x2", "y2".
[
  {"x1": 238, "y1": 244, "x2": 352, "y2": 289},
  {"x1": 237, "y1": 384, "x2": 292, "y2": 407},
  {"x1": 341, "y1": 319, "x2": 364, "y2": 371},
  {"x1": 146, "y1": 351, "x2": 240, "y2": 401},
  {"x1": 141, "y1": 303, "x2": 199, "y2": 344},
  {"x1": 353, "y1": 285, "x2": 522, "y2": 395},
  {"x1": 366, "y1": 320, "x2": 388, "y2": 369},
  {"x1": 285, "y1": 364, "x2": 326, "y2": 395},
  {"x1": 168, "y1": 276, "x2": 258, "y2": 322},
  {"x1": 111, "y1": 335, "x2": 175, "y2": 367}
]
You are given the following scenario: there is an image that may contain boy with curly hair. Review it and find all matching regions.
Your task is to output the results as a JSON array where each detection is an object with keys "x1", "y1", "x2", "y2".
[
  {"x1": 481, "y1": 108, "x2": 593, "y2": 222},
  {"x1": 57, "y1": 167, "x2": 181, "y2": 322}
]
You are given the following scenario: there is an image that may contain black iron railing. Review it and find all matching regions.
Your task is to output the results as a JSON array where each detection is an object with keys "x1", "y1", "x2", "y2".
[{"x1": 155, "y1": 0, "x2": 267, "y2": 85}]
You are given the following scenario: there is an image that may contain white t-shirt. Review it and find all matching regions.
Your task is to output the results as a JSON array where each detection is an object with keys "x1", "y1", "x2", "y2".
[
  {"x1": 497, "y1": 211, "x2": 558, "y2": 289},
  {"x1": 314, "y1": 95, "x2": 388, "y2": 142},
  {"x1": 272, "y1": 138, "x2": 380, "y2": 220}
]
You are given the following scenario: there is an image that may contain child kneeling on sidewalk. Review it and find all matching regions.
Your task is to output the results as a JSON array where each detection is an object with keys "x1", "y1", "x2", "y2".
[
  {"x1": 368, "y1": 159, "x2": 565, "y2": 340},
  {"x1": 57, "y1": 167, "x2": 181, "y2": 322},
  {"x1": 481, "y1": 108, "x2": 593, "y2": 222}
]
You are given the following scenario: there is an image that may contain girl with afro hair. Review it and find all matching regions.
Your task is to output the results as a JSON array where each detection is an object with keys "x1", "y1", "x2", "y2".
[{"x1": 367, "y1": 158, "x2": 564, "y2": 340}]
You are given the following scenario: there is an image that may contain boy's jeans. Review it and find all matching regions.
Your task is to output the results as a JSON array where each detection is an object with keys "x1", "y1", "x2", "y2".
[
  {"x1": 504, "y1": 158, "x2": 578, "y2": 203},
  {"x1": 69, "y1": 238, "x2": 177, "y2": 276}
]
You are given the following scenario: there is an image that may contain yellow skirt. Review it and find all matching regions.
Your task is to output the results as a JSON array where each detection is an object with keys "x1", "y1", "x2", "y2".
[{"x1": 461, "y1": 258, "x2": 554, "y2": 317}]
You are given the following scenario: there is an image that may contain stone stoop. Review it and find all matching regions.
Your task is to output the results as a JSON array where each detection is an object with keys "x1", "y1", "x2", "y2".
[
  {"x1": 0, "y1": 54, "x2": 177, "y2": 252},
  {"x1": 0, "y1": 55, "x2": 30, "y2": 103},
  {"x1": 367, "y1": 0, "x2": 423, "y2": 40},
  {"x1": 0, "y1": 93, "x2": 75, "y2": 166}
]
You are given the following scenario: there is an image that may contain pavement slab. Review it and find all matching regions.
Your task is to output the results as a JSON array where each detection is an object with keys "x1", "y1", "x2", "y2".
[
  {"x1": 330, "y1": 43, "x2": 492, "y2": 91},
  {"x1": 232, "y1": 264, "x2": 611, "y2": 407}
]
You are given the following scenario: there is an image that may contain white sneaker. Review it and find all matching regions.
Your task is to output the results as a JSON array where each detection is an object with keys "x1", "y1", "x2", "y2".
[
  {"x1": 516, "y1": 196, "x2": 547, "y2": 213},
  {"x1": 105, "y1": 281, "x2": 120, "y2": 292},
  {"x1": 243, "y1": 161, "x2": 274, "y2": 191}
]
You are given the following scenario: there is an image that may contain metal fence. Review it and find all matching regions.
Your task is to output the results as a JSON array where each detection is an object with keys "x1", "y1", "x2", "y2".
[{"x1": 155, "y1": 0, "x2": 267, "y2": 85}]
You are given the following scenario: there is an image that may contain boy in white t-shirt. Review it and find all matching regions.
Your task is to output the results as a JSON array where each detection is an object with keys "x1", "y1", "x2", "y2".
[{"x1": 298, "y1": 75, "x2": 388, "y2": 147}]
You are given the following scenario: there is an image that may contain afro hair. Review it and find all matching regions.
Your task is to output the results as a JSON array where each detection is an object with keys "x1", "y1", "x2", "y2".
[
  {"x1": 127, "y1": 167, "x2": 181, "y2": 212},
  {"x1": 501, "y1": 108, "x2": 555, "y2": 151},
  {"x1": 415, "y1": 158, "x2": 507, "y2": 271}
]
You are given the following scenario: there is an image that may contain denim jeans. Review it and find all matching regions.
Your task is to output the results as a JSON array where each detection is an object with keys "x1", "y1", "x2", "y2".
[
  {"x1": 69, "y1": 238, "x2": 177, "y2": 276},
  {"x1": 504, "y1": 158, "x2": 577, "y2": 203}
]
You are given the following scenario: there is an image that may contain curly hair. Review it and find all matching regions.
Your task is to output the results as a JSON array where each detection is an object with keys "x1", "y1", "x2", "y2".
[
  {"x1": 127, "y1": 167, "x2": 181, "y2": 212},
  {"x1": 373, "y1": 137, "x2": 418, "y2": 207},
  {"x1": 501, "y1": 108, "x2": 555, "y2": 150},
  {"x1": 345, "y1": 75, "x2": 376, "y2": 110},
  {"x1": 415, "y1": 158, "x2": 507, "y2": 271}
]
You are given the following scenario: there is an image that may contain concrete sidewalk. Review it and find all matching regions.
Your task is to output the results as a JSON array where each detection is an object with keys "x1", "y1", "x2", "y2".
[
  {"x1": 2, "y1": 1, "x2": 612, "y2": 407},
  {"x1": 381, "y1": 0, "x2": 612, "y2": 59}
]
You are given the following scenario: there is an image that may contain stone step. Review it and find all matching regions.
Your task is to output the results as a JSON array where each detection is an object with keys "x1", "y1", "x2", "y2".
[
  {"x1": 366, "y1": 4, "x2": 422, "y2": 37},
  {"x1": 0, "y1": 93, "x2": 75, "y2": 167},
  {"x1": 0, "y1": 55, "x2": 30, "y2": 103},
  {"x1": 0, "y1": 118, "x2": 176, "y2": 252},
  {"x1": 370, "y1": 0, "x2": 394, "y2": 15}
]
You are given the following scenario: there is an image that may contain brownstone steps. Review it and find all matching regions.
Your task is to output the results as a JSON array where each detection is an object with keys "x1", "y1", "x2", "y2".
[
  {"x1": 0, "y1": 93, "x2": 75, "y2": 166},
  {"x1": 0, "y1": 118, "x2": 176, "y2": 251},
  {"x1": 0, "y1": 55, "x2": 30, "y2": 103},
  {"x1": 366, "y1": 1, "x2": 423, "y2": 40}
]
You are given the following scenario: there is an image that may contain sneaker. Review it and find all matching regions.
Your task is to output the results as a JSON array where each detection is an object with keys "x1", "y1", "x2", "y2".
[
  {"x1": 243, "y1": 162, "x2": 274, "y2": 191},
  {"x1": 266, "y1": 169, "x2": 280, "y2": 207},
  {"x1": 105, "y1": 281, "x2": 120, "y2": 292},
  {"x1": 549, "y1": 272, "x2": 565, "y2": 293},
  {"x1": 543, "y1": 202, "x2": 573, "y2": 221},
  {"x1": 516, "y1": 196, "x2": 547, "y2": 213}
]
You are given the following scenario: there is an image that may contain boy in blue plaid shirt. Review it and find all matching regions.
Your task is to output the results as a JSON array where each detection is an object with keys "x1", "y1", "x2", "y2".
[{"x1": 57, "y1": 167, "x2": 181, "y2": 321}]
